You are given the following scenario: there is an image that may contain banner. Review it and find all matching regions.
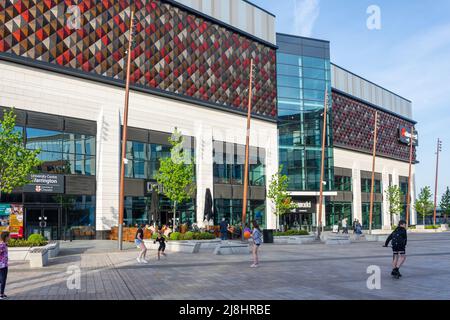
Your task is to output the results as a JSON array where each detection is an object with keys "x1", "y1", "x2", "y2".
[{"x1": 0, "y1": 203, "x2": 24, "y2": 238}]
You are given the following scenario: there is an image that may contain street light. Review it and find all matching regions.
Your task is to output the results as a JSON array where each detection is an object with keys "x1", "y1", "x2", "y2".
[
  {"x1": 317, "y1": 89, "x2": 329, "y2": 240},
  {"x1": 405, "y1": 125, "x2": 416, "y2": 228},
  {"x1": 433, "y1": 138, "x2": 443, "y2": 226},
  {"x1": 369, "y1": 111, "x2": 380, "y2": 235}
]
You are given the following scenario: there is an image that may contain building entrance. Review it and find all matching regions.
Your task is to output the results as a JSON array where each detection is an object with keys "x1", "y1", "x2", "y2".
[{"x1": 25, "y1": 207, "x2": 61, "y2": 240}]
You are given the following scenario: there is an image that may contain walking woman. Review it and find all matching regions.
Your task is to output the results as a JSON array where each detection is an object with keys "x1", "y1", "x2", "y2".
[
  {"x1": 0, "y1": 232, "x2": 10, "y2": 300},
  {"x1": 250, "y1": 220, "x2": 263, "y2": 268},
  {"x1": 154, "y1": 231, "x2": 167, "y2": 260},
  {"x1": 135, "y1": 224, "x2": 148, "y2": 264}
]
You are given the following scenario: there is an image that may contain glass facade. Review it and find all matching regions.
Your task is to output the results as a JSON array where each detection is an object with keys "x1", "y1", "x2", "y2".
[
  {"x1": 362, "y1": 202, "x2": 382, "y2": 230},
  {"x1": 213, "y1": 141, "x2": 266, "y2": 186},
  {"x1": 25, "y1": 128, "x2": 96, "y2": 176},
  {"x1": 277, "y1": 36, "x2": 334, "y2": 191},
  {"x1": 335, "y1": 175, "x2": 352, "y2": 192},
  {"x1": 326, "y1": 201, "x2": 353, "y2": 226},
  {"x1": 214, "y1": 199, "x2": 266, "y2": 228},
  {"x1": 123, "y1": 137, "x2": 196, "y2": 227},
  {"x1": 361, "y1": 178, "x2": 382, "y2": 193}
]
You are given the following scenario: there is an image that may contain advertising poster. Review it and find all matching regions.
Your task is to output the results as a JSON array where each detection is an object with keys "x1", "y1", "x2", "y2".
[{"x1": 0, "y1": 203, "x2": 24, "y2": 238}]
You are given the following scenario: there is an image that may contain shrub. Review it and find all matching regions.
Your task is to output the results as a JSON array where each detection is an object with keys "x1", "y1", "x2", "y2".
[
  {"x1": 28, "y1": 234, "x2": 46, "y2": 242},
  {"x1": 170, "y1": 232, "x2": 180, "y2": 241},
  {"x1": 425, "y1": 225, "x2": 440, "y2": 230},
  {"x1": 8, "y1": 238, "x2": 48, "y2": 247},
  {"x1": 274, "y1": 230, "x2": 309, "y2": 236},
  {"x1": 183, "y1": 231, "x2": 194, "y2": 240},
  {"x1": 199, "y1": 232, "x2": 215, "y2": 240}
]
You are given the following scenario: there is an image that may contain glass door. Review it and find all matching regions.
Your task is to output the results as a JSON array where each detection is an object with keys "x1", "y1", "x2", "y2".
[{"x1": 26, "y1": 207, "x2": 61, "y2": 240}]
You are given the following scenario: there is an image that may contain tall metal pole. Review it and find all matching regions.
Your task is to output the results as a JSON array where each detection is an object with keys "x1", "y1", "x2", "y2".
[
  {"x1": 118, "y1": 9, "x2": 135, "y2": 250},
  {"x1": 317, "y1": 90, "x2": 329, "y2": 240},
  {"x1": 242, "y1": 59, "x2": 254, "y2": 231},
  {"x1": 433, "y1": 138, "x2": 442, "y2": 226},
  {"x1": 369, "y1": 111, "x2": 379, "y2": 235},
  {"x1": 405, "y1": 125, "x2": 415, "y2": 228}
]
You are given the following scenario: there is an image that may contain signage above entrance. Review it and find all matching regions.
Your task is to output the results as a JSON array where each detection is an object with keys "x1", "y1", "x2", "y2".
[
  {"x1": 399, "y1": 126, "x2": 419, "y2": 146},
  {"x1": 23, "y1": 174, "x2": 65, "y2": 194},
  {"x1": 294, "y1": 197, "x2": 316, "y2": 214},
  {"x1": 144, "y1": 180, "x2": 163, "y2": 196}
]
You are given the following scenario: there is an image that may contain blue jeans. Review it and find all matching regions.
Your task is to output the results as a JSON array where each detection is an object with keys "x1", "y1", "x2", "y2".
[{"x1": 220, "y1": 232, "x2": 227, "y2": 240}]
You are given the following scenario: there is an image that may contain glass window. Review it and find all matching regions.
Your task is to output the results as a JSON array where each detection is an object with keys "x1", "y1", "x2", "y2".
[
  {"x1": 277, "y1": 64, "x2": 302, "y2": 77},
  {"x1": 303, "y1": 79, "x2": 326, "y2": 91},
  {"x1": 278, "y1": 53, "x2": 302, "y2": 66},
  {"x1": 277, "y1": 75, "x2": 302, "y2": 88},
  {"x1": 26, "y1": 128, "x2": 63, "y2": 152},
  {"x1": 303, "y1": 56, "x2": 326, "y2": 69},
  {"x1": 303, "y1": 89, "x2": 325, "y2": 101},
  {"x1": 279, "y1": 87, "x2": 302, "y2": 100},
  {"x1": 303, "y1": 67, "x2": 326, "y2": 80}
]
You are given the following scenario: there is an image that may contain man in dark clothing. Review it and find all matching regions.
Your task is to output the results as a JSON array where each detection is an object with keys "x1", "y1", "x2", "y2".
[
  {"x1": 384, "y1": 220, "x2": 408, "y2": 278},
  {"x1": 219, "y1": 218, "x2": 229, "y2": 241}
]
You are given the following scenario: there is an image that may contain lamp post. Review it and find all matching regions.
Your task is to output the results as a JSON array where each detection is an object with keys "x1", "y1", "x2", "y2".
[
  {"x1": 368, "y1": 111, "x2": 380, "y2": 235},
  {"x1": 118, "y1": 8, "x2": 136, "y2": 250},
  {"x1": 317, "y1": 89, "x2": 329, "y2": 240},
  {"x1": 405, "y1": 125, "x2": 416, "y2": 228},
  {"x1": 241, "y1": 59, "x2": 254, "y2": 234},
  {"x1": 433, "y1": 138, "x2": 442, "y2": 226}
]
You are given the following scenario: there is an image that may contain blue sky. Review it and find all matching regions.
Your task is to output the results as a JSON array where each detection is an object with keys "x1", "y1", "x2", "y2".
[{"x1": 253, "y1": 0, "x2": 450, "y2": 199}]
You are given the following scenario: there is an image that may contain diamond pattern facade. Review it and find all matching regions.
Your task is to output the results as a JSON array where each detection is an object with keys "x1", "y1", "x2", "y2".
[
  {"x1": 0, "y1": 0, "x2": 277, "y2": 118},
  {"x1": 332, "y1": 91, "x2": 416, "y2": 162}
]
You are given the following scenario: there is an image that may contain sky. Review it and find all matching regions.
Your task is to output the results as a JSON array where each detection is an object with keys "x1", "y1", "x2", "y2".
[{"x1": 252, "y1": 0, "x2": 450, "y2": 199}]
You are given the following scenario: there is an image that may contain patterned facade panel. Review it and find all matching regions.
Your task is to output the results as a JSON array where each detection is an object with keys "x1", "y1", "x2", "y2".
[
  {"x1": 0, "y1": 0, "x2": 277, "y2": 119},
  {"x1": 332, "y1": 91, "x2": 416, "y2": 162}
]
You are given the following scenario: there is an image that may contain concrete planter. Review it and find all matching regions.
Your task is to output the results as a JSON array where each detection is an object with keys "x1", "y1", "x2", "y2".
[
  {"x1": 9, "y1": 247, "x2": 32, "y2": 261},
  {"x1": 273, "y1": 235, "x2": 315, "y2": 245},
  {"x1": 440, "y1": 224, "x2": 449, "y2": 231},
  {"x1": 143, "y1": 240, "x2": 201, "y2": 253},
  {"x1": 213, "y1": 242, "x2": 251, "y2": 255},
  {"x1": 323, "y1": 234, "x2": 351, "y2": 245}
]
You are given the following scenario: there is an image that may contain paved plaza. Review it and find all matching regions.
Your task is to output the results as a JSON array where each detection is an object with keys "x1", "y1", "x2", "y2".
[{"x1": 5, "y1": 233, "x2": 450, "y2": 300}]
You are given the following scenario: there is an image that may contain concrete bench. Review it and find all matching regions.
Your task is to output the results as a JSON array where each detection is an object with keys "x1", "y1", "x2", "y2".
[
  {"x1": 187, "y1": 240, "x2": 222, "y2": 251},
  {"x1": 143, "y1": 240, "x2": 200, "y2": 253},
  {"x1": 29, "y1": 247, "x2": 49, "y2": 268},
  {"x1": 274, "y1": 235, "x2": 315, "y2": 245},
  {"x1": 213, "y1": 243, "x2": 250, "y2": 255},
  {"x1": 325, "y1": 234, "x2": 351, "y2": 245},
  {"x1": 46, "y1": 241, "x2": 60, "y2": 258}
]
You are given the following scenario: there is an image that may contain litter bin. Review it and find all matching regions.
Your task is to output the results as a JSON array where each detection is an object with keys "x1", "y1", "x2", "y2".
[{"x1": 263, "y1": 229, "x2": 274, "y2": 243}]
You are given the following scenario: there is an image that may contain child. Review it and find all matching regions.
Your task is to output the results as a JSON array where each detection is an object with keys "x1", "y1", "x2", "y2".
[
  {"x1": 135, "y1": 224, "x2": 148, "y2": 264},
  {"x1": 154, "y1": 232, "x2": 167, "y2": 260},
  {"x1": 384, "y1": 220, "x2": 408, "y2": 278},
  {"x1": 250, "y1": 220, "x2": 263, "y2": 268},
  {"x1": 0, "y1": 231, "x2": 10, "y2": 299}
]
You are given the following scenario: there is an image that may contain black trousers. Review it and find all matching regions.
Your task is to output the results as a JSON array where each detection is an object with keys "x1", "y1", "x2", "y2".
[{"x1": 0, "y1": 267, "x2": 7, "y2": 295}]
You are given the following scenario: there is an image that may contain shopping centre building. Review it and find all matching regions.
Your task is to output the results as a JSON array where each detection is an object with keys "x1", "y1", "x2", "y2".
[{"x1": 0, "y1": 0, "x2": 417, "y2": 239}]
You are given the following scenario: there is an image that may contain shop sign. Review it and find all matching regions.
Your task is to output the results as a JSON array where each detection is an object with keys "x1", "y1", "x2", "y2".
[
  {"x1": 23, "y1": 174, "x2": 65, "y2": 194},
  {"x1": 144, "y1": 180, "x2": 163, "y2": 196},
  {"x1": 399, "y1": 126, "x2": 419, "y2": 146},
  {"x1": 295, "y1": 198, "x2": 316, "y2": 214},
  {"x1": 0, "y1": 203, "x2": 24, "y2": 238}
]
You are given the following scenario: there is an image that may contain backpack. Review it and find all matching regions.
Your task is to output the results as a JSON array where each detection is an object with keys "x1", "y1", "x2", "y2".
[{"x1": 391, "y1": 228, "x2": 405, "y2": 247}]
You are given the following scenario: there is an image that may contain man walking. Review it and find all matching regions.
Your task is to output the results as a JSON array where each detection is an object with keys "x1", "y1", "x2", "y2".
[
  {"x1": 384, "y1": 220, "x2": 408, "y2": 279},
  {"x1": 342, "y1": 218, "x2": 348, "y2": 234}
]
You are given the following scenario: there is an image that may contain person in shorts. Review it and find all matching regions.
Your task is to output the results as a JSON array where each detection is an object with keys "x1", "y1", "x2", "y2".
[
  {"x1": 135, "y1": 224, "x2": 148, "y2": 264},
  {"x1": 384, "y1": 220, "x2": 408, "y2": 278},
  {"x1": 250, "y1": 220, "x2": 262, "y2": 268},
  {"x1": 154, "y1": 231, "x2": 167, "y2": 260}
]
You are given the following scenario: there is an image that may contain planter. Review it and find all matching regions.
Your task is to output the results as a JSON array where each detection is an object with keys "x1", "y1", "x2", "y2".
[
  {"x1": 440, "y1": 224, "x2": 449, "y2": 231},
  {"x1": 143, "y1": 240, "x2": 200, "y2": 253},
  {"x1": 9, "y1": 247, "x2": 32, "y2": 261},
  {"x1": 273, "y1": 235, "x2": 314, "y2": 245}
]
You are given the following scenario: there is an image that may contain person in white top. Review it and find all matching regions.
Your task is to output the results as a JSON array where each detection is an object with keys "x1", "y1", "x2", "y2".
[{"x1": 342, "y1": 218, "x2": 348, "y2": 234}]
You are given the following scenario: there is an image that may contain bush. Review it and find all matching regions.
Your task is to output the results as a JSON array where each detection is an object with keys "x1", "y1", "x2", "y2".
[
  {"x1": 274, "y1": 230, "x2": 309, "y2": 236},
  {"x1": 170, "y1": 232, "x2": 180, "y2": 241},
  {"x1": 8, "y1": 238, "x2": 48, "y2": 247},
  {"x1": 198, "y1": 232, "x2": 215, "y2": 240},
  {"x1": 425, "y1": 225, "x2": 440, "y2": 230},
  {"x1": 183, "y1": 231, "x2": 194, "y2": 240},
  {"x1": 28, "y1": 233, "x2": 46, "y2": 242},
  {"x1": 151, "y1": 233, "x2": 168, "y2": 240}
]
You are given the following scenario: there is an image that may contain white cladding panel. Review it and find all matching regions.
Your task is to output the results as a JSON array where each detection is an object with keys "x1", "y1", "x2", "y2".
[
  {"x1": 331, "y1": 64, "x2": 413, "y2": 119},
  {"x1": 174, "y1": 0, "x2": 276, "y2": 44}
]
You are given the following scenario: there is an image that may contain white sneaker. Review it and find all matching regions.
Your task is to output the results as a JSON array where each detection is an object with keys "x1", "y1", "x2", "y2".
[
  {"x1": 250, "y1": 264, "x2": 256, "y2": 268},
  {"x1": 141, "y1": 259, "x2": 149, "y2": 264},
  {"x1": 136, "y1": 258, "x2": 141, "y2": 263}
]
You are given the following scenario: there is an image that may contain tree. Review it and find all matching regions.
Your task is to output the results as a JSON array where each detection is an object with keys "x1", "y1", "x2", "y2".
[
  {"x1": 414, "y1": 186, "x2": 434, "y2": 226},
  {"x1": 0, "y1": 109, "x2": 41, "y2": 195},
  {"x1": 385, "y1": 185, "x2": 403, "y2": 226},
  {"x1": 439, "y1": 187, "x2": 450, "y2": 224},
  {"x1": 155, "y1": 128, "x2": 195, "y2": 232},
  {"x1": 267, "y1": 165, "x2": 298, "y2": 231}
]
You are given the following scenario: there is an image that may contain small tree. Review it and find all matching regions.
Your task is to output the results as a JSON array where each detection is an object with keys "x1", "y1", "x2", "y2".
[
  {"x1": 0, "y1": 109, "x2": 41, "y2": 195},
  {"x1": 156, "y1": 128, "x2": 195, "y2": 232},
  {"x1": 267, "y1": 165, "x2": 298, "y2": 231},
  {"x1": 414, "y1": 186, "x2": 434, "y2": 226},
  {"x1": 386, "y1": 185, "x2": 403, "y2": 226},
  {"x1": 439, "y1": 187, "x2": 450, "y2": 224}
]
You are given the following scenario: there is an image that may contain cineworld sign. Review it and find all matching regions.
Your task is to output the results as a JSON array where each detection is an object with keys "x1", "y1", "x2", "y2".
[
  {"x1": 23, "y1": 174, "x2": 65, "y2": 194},
  {"x1": 399, "y1": 126, "x2": 419, "y2": 146}
]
